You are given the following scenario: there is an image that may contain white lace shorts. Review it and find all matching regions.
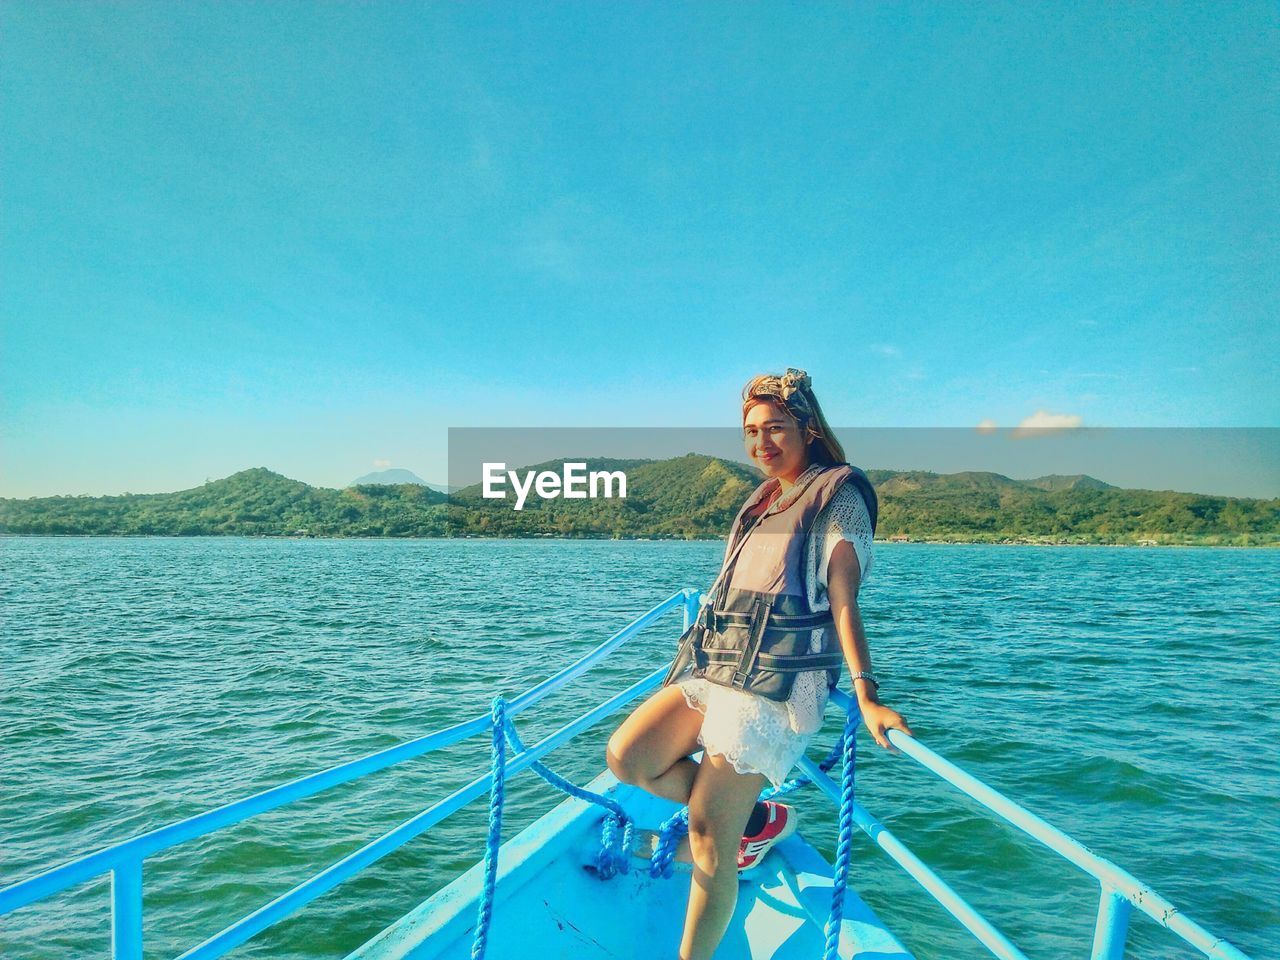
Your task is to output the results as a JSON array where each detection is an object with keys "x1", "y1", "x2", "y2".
[{"x1": 677, "y1": 669, "x2": 832, "y2": 789}]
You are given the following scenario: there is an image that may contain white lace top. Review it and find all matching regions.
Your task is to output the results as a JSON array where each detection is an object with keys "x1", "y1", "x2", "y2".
[{"x1": 677, "y1": 476, "x2": 874, "y2": 787}]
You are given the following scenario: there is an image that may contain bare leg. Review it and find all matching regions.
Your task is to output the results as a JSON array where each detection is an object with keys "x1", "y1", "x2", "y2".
[
  {"x1": 679, "y1": 752, "x2": 766, "y2": 960},
  {"x1": 607, "y1": 685, "x2": 706, "y2": 804}
]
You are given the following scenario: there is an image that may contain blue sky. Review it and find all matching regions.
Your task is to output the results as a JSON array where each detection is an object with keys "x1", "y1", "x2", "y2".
[{"x1": 2, "y1": 2, "x2": 1276, "y2": 497}]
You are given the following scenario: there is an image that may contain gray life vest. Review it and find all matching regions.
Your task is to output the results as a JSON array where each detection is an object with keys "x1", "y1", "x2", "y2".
[{"x1": 662, "y1": 463, "x2": 878, "y2": 703}]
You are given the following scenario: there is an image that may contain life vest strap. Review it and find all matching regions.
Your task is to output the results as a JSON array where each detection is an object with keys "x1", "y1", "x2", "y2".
[
  {"x1": 701, "y1": 648, "x2": 845, "y2": 672},
  {"x1": 710, "y1": 609, "x2": 834, "y2": 631}
]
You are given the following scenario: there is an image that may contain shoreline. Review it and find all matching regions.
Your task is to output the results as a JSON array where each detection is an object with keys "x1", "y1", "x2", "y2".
[{"x1": 0, "y1": 533, "x2": 1274, "y2": 548}]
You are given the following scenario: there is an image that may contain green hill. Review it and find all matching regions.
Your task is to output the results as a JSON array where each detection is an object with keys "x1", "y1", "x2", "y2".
[
  {"x1": 0, "y1": 468, "x2": 451, "y2": 537},
  {"x1": 447, "y1": 455, "x2": 758, "y2": 539},
  {"x1": 868, "y1": 470, "x2": 1275, "y2": 544},
  {"x1": 1, "y1": 459, "x2": 1275, "y2": 545}
]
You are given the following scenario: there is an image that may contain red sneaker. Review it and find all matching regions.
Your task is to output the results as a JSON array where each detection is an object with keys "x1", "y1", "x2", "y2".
[{"x1": 737, "y1": 801, "x2": 798, "y2": 871}]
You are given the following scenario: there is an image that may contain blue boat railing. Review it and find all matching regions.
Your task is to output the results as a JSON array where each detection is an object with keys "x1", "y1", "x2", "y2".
[
  {"x1": 0, "y1": 588, "x2": 1253, "y2": 960},
  {"x1": 798, "y1": 690, "x2": 1252, "y2": 960}
]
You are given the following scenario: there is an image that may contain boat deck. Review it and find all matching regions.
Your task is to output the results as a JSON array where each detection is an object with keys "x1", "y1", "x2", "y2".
[{"x1": 348, "y1": 769, "x2": 913, "y2": 960}]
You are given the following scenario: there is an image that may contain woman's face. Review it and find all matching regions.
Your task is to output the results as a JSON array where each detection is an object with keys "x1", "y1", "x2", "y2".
[{"x1": 743, "y1": 399, "x2": 809, "y2": 483}]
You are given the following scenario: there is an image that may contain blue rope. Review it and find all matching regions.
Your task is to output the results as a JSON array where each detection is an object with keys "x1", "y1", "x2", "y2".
[
  {"x1": 821, "y1": 708, "x2": 860, "y2": 960},
  {"x1": 468, "y1": 692, "x2": 860, "y2": 960},
  {"x1": 470, "y1": 695, "x2": 642, "y2": 960},
  {"x1": 469, "y1": 696, "x2": 508, "y2": 960},
  {"x1": 761, "y1": 731, "x2": 846, "y2": 803},
  {"x1": 498, "y1": 715, "x2": 634, "y2": 878},
  {"x1": 648, "y1": 807, "x2": 689, "y2": 878}
]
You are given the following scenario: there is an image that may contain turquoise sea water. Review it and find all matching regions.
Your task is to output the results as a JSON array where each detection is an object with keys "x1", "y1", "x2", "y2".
[{"x1": 1, "y1": 538, "x2": 1277, "y2": 960}]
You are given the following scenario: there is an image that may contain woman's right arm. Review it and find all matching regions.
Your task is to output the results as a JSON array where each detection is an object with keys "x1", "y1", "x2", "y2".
[{"x1": 827, "y1": 539, "x2": 915, "y2": 751}]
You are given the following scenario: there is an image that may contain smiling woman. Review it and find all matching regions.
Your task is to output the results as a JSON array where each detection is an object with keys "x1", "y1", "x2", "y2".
[{"x1": 605, "y1": 368, "x2": 914, "y2": 960}]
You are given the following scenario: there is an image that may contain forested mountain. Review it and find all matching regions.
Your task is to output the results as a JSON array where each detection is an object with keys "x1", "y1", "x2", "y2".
[
  {"x1": 0, "y1": 468, "x2": 451, "y2": 537},
  {"x1": 863, "y1": 469, "x2": 1273, "y2": 544},
  {"x1": 448, "y1": 455, "x2": 759, "y2": 539},
  {"x1": 1, "y1": 459, "x2": 1275, "y2": 545}
]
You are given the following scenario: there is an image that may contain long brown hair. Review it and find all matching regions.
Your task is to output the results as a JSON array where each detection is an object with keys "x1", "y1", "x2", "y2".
[{"x1": 741, "y1": 368, "x2": 846, "y2": 467}]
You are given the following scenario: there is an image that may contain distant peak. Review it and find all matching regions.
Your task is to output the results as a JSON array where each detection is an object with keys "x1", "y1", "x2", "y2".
[
  {"x1": 348, "y1": 468, "x2": 445, "y2": 490},
  {"x1": 204, "y1": 468, "x2": 309, "y2": 490},
  {"x1": 226, "y1": 467, "x2": 289, "y2": 480},
  {"x1": 1023, "y1": 474, "x2": 1115, "y2": 492}
]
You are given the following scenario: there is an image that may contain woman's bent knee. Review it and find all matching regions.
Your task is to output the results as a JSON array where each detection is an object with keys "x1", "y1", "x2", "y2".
[
  {"x1": 606, "y1": 686, "x2": 703, "y2": 787},
  {"x1": 606, "y1": 736, "x2": 643, "y2": 785}
]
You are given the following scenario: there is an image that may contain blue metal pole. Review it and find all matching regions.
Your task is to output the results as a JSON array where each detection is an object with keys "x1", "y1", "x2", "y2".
[
  {"x1": 110, "y1": 859, "x2": 143, "y2": 960},
  {"x1": 505, "y1": 590, "x2": 685, "y2": 714},
  {"x1": 830, "y1": 690, "x2": 1254, "y2": 960},
  {"x1": 877, "y1": 720, "x2": 1252, "y2": 960},
  {"x1": 0, "y1": 714, "x2": 488, "y2": 915},
  {"x1": 1091, "y1": 885, "x2": 1133, "y2": 960},
  {"x1": 794, "y1": 754, "x2": 1031, "y2": 960},
  {"x1": 175, "y1": 664, "x2": 672, "y2": 960},
  {"x1": 682, "y1": 588, "x2": 701, "y2": 630},
  {"x1": 0, "y1": 591, "x2": 690, "y2": 919}
]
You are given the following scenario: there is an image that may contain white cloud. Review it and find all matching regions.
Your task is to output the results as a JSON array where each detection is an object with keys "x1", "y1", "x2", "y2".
[
  {"x1": 975, "y1": 418, "x2": 999, "y2": 434},
  {"x1": 870, "y1": 343, "x2": 901, "y2": 358},
  {"x1": 374, "y1": 458, "x2": 392, "y2": 469},
  {"x1": 1011, "y1": 410, "x2": 1084, "y2": 439}
]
